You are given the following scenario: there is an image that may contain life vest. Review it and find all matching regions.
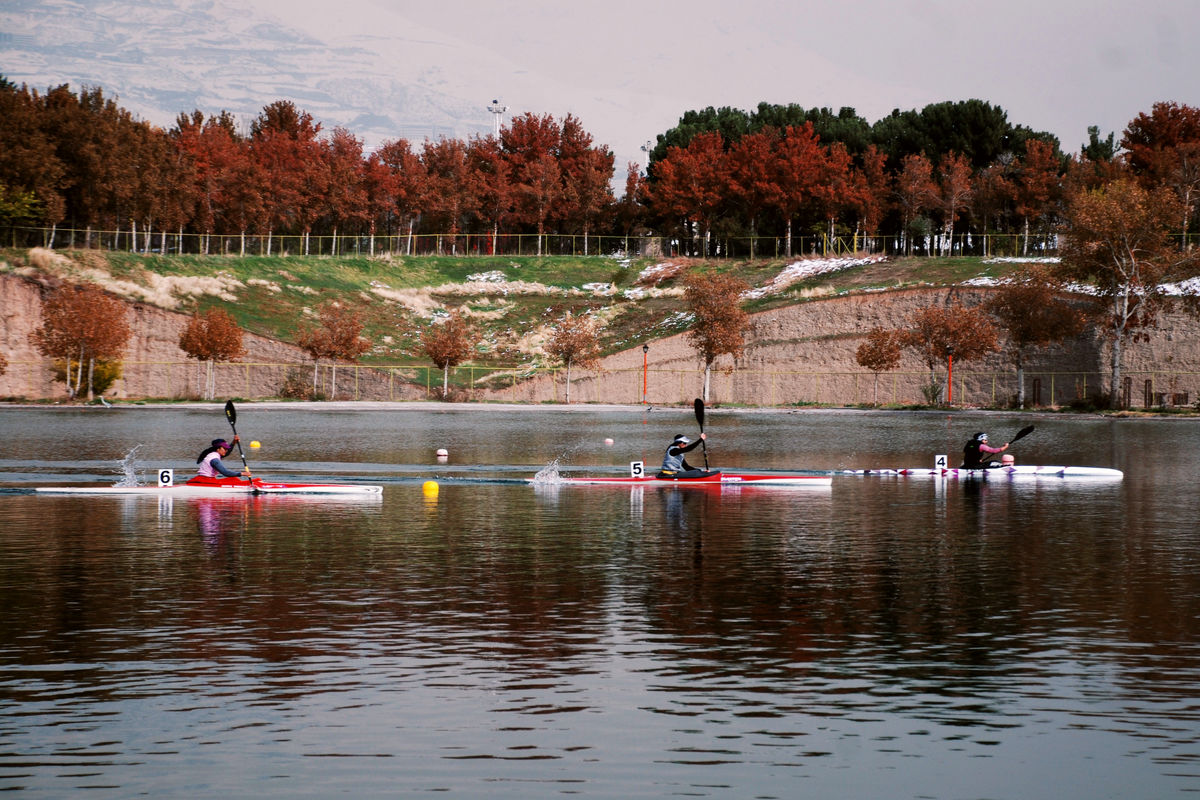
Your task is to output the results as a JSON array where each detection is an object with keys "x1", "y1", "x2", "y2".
[
  {"x1": 198, "y1": 450, "x2": 226, "y2": 478},
  {"x1": 662, "y1": 443, "x2": 687, "y2": 472},
  {"x1": 962, "y1": 440, "x2": 985, "y2": 469}
]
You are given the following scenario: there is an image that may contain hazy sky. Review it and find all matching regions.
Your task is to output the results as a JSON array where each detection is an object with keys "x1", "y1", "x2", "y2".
[{"x1": 246, "y1": 0, "x2": 1199, "y2": 164}]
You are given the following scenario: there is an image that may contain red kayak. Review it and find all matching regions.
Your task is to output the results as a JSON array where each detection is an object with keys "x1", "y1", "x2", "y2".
[
  {"x1": 530, "y1": 469, "x2": 832, "y2": 488},
  {"x1": 36, "y1": 475, "x2": 384, "y2": 496}
]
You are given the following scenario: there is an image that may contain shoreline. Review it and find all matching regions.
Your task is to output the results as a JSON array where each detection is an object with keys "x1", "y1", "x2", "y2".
[{"x1": 0, "y1": 399, "x2": 1173, "y2": 420}]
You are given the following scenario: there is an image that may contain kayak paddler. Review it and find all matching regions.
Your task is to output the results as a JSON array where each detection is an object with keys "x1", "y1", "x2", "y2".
[
  {"x1": 961, "y1": 431, "x2": 1009, "y2": 469},
  {"x1": 659, "y1": 433, "x2": 708, "y2": 478},
  {"x1": 195, "y1": 437, "x2": 251, "y2": 479}
]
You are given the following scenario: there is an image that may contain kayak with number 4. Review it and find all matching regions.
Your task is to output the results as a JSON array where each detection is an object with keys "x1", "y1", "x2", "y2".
[{"x1": 840, "y1": 465, "x2": 1123, "y2": 479}]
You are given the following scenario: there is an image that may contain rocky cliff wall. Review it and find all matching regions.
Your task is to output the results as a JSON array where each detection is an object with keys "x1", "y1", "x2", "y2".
[{"x1": 4, "y1": 273, "x2": 1198, "y2": 407}]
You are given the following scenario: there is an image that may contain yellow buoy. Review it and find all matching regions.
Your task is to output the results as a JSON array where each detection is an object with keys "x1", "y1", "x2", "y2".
[
  {"x1": 250, "y1": 440, "x2": 261, "y2": 448},
  {"x1": 422, "y1": 480, "x2": 439, "y2": 497}
]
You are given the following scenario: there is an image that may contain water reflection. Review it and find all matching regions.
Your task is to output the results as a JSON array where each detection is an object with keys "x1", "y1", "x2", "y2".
[{"x1": 1, "y1": 408, "x2": 1198, "y2": 798}]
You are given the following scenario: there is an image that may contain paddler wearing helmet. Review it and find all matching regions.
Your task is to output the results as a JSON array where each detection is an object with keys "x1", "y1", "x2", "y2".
[
  {"x1": 659, "y1": 432, "x2": 708, "y2": 477},
  {"x1": 196, "y1": 437, "x2": 251, "y2": 478},
  {"x1": 961, "y1": 431, "x2": 1009, "y2": 469}
]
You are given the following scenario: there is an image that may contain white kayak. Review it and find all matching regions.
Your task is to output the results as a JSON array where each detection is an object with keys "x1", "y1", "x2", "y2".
[
  {"x1": 34, "y1": 476, "x2": 384, "y2": 496},
  {"x1": 841, "y1": 465, "x2": 1123, "y2": 480}
]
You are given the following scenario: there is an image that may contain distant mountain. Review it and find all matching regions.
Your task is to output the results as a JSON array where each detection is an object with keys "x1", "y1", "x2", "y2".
[{"x1": 1, "y1": 0, "x2": 498, "y2": 151}]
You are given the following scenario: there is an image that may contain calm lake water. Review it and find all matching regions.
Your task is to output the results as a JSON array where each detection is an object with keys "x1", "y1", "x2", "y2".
[{"x1": 1, "y1": 404, "x2": 1199, "y2": 799}]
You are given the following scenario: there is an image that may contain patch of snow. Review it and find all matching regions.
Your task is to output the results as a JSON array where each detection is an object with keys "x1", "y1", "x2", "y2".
[
  {"x1": 1161, "y1": 276, "x2": 1200, "y2": 296},
  {"x1": 743, "y1": 255, "x2": 888, "y2": 299},
  {"x1": 466, "y1": 270, "x2": 507, "y2": 283},
  {"x1": 980, "y1": 256, "x2": 1061, "y2": 264}
]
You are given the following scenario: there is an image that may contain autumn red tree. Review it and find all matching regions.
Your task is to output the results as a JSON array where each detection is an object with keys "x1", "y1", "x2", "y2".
[
  {"x1": 652, "y1": 132, "x2": 727, "y2": 257},
  {"x1": 248, "y1": 100, "x2": 325, "y2": 254},
  {"x1": 615, "y1": 161, "x2": 649, "y2": 241},
  {"x1": 557, "y1": 114, "x2": 616, "y2": 255},
  {"x1": 855, "y1": 328, "x2": 903, "y2": 406},
  {"x1": 320, "y1": 127, "x2": 370, "y2": 254},
  {"x1": 725, "y1": 130, "x2": 780, "y2": 259},
  {"x1": 420, "y1": 312, "x2": 477, "y2": 398},
  {"x1": 1014, "y1": 139, "x2": 1062, "y2": 255},
  {"x1": 773, "y1": 124, "x2": 825, "y2": 256},
  {"x1": 984, "y1": 267, "x2": 1088, "y2": 407},
  {"x1": 30, "y1": 282, "x2": 131, "y2": 400},
  {"x1": 683, "y1": 272, "x2": 750, "y2": 402},
  {"x1": 545, "y1": 312, "x2": 601, "y2": 404},
  {"x1": 178, "y1": 307, "x2": 246, "y2": 400},
  {"x1": 1122, "y1": 103, "x2": 1200, "y2": 239},
  {"x1": 421, "y1": 137, "x2": 474, "y2": 254},
  {"x1": 813, "y1": 141, "x2": 854, "y2": 247},
  {"x1": 850, "y1": 144, "x2": 891, "y2": 248},
  {"x1": 297, "y1": 302, "x2": 372, "y2": 400},
  {"x1": 170, "y1": 110, "x2": 248, "y2": 253},
  {"x1": 373, "y1": 138, "x2": 426, "y2": 254},
  {"x1": 467, "y1": 135, "x2": 513, "y2": 254},
  {"x1": 902, "y1": 300, "x2": 998, "y2": 405},
  {"x1": 895, "y1": 153, "x2": 937, "y2": 254},
  {"x1": 504, "y1": 112, "x2": 563, "y2": 255},
  {"x1": 1057, "y1": 179, "x2": 1199, "y2": 408},
  {"x1": 936, "y1": 152, "x2": 973, "y2": 254}
]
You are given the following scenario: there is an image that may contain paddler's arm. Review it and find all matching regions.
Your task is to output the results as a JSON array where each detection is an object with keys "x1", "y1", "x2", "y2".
[
  {"x1": 680, "y1": 433, "x2": 706, "y2": 453},
  {"x1": 212, "y1": 455, "x2": 250, "y2": 478}
]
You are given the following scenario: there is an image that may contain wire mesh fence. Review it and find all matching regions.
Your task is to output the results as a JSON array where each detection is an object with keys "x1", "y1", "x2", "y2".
[{"x1": 4, "y1": 360, "x2": 1198, "y2": 410}]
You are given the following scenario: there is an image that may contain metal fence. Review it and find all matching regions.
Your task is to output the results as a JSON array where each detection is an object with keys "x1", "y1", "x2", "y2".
[
  {"x1": 4, "y1": 224, "x2": 1075, "y2": 260},
  {"x1": 4, "y1": 360, "x2": 1198, "y2": 410}
]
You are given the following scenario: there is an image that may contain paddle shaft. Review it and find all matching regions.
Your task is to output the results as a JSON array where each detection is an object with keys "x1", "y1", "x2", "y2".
[
  {"x1": 224, "y1": 400, "x2": 252, "y2": 476},
  {"x1": 694, "y1": 398, "x2": 709, "y2": 470}
]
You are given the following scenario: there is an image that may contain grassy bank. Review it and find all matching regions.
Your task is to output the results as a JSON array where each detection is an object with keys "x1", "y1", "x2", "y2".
[{"x1": 1, "y1": 248, "x2": 1022, "y2": 366}]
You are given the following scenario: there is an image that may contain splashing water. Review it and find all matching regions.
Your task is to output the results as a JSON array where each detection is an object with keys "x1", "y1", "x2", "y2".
[
  {"x1": 531, "y1": 459, "x2": 563, "y2": 484},
  {"x1": 113, "y1": 445, "x2": 144, "y2": 487}
]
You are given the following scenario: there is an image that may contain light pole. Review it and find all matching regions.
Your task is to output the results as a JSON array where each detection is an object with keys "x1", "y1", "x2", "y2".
[
  {"x1": 642, "y1": 344, "x2": 649, "y2": 404},
  {"x1": 487, "y1": 99, "x2": 507, "y2": 137},
  {"x1": 946, "y1": 345, "x2": 955, "y2": 405}
]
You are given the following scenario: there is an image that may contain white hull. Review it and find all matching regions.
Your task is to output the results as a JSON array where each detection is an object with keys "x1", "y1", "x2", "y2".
[{"x1": 841, "y1": 465, "x2": 1123, "y2": 479}]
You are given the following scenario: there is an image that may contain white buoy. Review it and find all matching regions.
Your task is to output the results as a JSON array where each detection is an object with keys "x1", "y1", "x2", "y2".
[
  {"x1": 436, "y1": 448, "x2": 449, "y2": 457},
  {"x1": 604, "y1": 438, "x2": 614, "y2": 446}
]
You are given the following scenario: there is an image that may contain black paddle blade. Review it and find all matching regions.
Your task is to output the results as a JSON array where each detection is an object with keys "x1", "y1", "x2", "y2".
[
  {"x1": 694, "y1": 398, "x2": 705, "y2": 429},
  {"x1": 224, "y1": 399, "x2": 237, "y2": 426},
  {"x1": 1012, "y1": 424, "x2": 1035, "y2": 444}
]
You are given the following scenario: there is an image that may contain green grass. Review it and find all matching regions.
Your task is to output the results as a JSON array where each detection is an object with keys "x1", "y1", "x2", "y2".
[{"x1": 2, "y1": 248, "x2": 1023, "y2": 367}]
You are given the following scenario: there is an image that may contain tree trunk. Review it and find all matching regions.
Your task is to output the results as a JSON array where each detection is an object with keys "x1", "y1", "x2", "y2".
[
  {"x1": 86, "y1": 357, "x2": 95, "y2": 402},
  {"x1": 330, "y1": 364, "x2": 338, "y2": 400},
  {"x1": 442, "y1": 364, "x2": 450, "y2": 396},
  {"x1": 702, "y1": 362, "x2": 712, "y2": 403},
  {"x1": 785, "y1": 216, "x2": 793, "y2": 258},
  {"x1": 565, "y1": 359, "x2": 573, "y2": 404},
  {"x1": 1016, "y1": 350, "x2": 1025, "y2": 409},
  {"x1": 312, "y1": 360, "x2": 320, "y2": 395},
  {"x1": 1109, "y1": 326, "x2": 1124, "y2": 410}
]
